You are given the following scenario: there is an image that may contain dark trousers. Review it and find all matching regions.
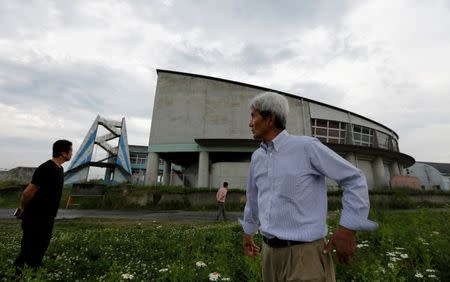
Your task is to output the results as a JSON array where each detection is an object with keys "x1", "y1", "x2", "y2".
[
  {"x1": 216, "y1": 202, "x2": 227, "y2": 220},
  {"x1": 15, "y1": 216, "x2": 55, "y2": 271}
]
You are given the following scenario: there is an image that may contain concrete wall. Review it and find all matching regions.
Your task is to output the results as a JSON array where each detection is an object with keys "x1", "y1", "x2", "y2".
[
  {"x1": 309, "y1": 103, "x2": 396, "y2": 136},
  {"x1": 149, "y1": 72, "x2": 308, "y2": 145},
  {"x1": 210, "y1": 162, "x2": 249, "y2": 189},
  {"x1": 150, "y1": 73, "x2": 254, "y2": 144},
  {"x1": 0, "y1": 167, "x2": 35, "y2": 183},
  {"x1": 125, "y1": 191, "x2": 450, "y2": 208}
]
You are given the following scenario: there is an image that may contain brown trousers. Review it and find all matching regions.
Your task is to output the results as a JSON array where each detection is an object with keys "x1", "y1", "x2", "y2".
[{"x1": 262, "y1": 238, "x2": 335, "y2": 282}]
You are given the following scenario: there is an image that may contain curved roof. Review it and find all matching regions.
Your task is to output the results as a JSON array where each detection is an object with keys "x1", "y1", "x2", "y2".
[
  {"x1": 420, "y1": 162, "x2": 450, "y2": 174},
  {"x1": 157, "y1": 69, "x2": 399, "y2": 139}
]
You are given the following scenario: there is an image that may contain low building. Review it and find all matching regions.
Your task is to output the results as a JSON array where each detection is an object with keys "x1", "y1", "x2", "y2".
[
  {"x1": 144, "y1": 70, "x2": 415, "y2": 189},
  {"x1": 406, "y1": 162, "x2": 450, "y2": 190}
]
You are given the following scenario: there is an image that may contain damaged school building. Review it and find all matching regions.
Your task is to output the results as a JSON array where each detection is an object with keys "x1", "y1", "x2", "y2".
[{"x1": 143, "y1": 70, "x2": 416, "y2": 190}]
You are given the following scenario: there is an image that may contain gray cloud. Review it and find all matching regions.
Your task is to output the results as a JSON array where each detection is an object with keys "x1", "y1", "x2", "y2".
[
  {"x1": 288, "y1": 82, "x2": 347, "y2": 106},
  {"x1": 0, "y1": 57, "x2": 154, "y2": 118},
  {"x1": 1, "y1": 0, "x2": 450, "y2": 168},
  {"x1": 129, "y1": 0, "x2": 355, "y2": 37}
]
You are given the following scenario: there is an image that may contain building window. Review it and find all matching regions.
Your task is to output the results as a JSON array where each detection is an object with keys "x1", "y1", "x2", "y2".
[
  {"x1": 353, "y1": 125, "x2": 374, "y2": 147},
  {"x1": 391, "y1": 138, "x2": 399, "y2": 152},
  {"x1": 130, "y1": 153, "x2": 147, "y2": 165},
  {"x1": 311, "y1": 119, "x2": 347, "y2": 144},
  {"x1": 376, "y1": 131, "x2": 390, "y2": 150},
  {"x1": 375, "y1": 131, "x2": 399, "y2": 151}
]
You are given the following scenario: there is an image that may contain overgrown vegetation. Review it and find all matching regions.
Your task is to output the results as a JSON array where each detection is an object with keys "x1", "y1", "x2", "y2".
[
  {"x1": 0, "y1": 209, "x2": 448, "y2": 281},
  {"x1": 1, "y1": 181, "x2": 449, "y2": 211}
]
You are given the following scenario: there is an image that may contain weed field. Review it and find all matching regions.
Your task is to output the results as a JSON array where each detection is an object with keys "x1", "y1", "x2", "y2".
[{"x1": 0, "y1": 209, "x2": 448, "y2": 281}]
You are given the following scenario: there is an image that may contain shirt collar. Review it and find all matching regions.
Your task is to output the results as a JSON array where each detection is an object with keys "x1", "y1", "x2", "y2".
[{"x1": 260, "y1": 130, "x2": 289, "y2": 152}]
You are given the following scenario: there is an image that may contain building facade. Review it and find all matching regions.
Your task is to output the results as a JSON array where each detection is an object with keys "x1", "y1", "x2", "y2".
[
  {"x1": 129, "y1": 145, "x2": 148, "y2": 184},
  {"x1": 406, "y1": 162, "x2": 450, "y2": 190},
  {"x1": 145, "y1": 70, "x2": 415, "y2": 189}
]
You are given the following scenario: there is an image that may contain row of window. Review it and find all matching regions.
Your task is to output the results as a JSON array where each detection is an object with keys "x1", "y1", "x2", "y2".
[
  {"x1": 311, "y1": 119, "x2": 347, "y2": 144},
  {"x1": 130, "y1": 153, "x2": 147, "y2": 164},
  {"x1": 311, "y1": 118, "x2": 398, "y2": 151}
]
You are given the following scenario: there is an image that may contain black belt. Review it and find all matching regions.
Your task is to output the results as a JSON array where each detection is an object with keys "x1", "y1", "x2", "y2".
[{"x1": 263, "y1": 236, "x2": 306, "y2": 248}]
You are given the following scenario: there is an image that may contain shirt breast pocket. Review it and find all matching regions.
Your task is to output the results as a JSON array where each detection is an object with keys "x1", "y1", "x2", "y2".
[{"x1": 279, "y1": 171, "x2": 312, "y2": 197}]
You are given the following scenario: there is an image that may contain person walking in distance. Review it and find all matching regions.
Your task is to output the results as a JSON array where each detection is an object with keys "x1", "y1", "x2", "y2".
[
  {"x1": 14, "y1": 140, "x2": 73, "y2": 274},
  {"x1": 216, "y1": 182, "x2": 229, "y2": 221},
  {"x1": 240, "y1": 92, "x2": 378, "y2": 282}
]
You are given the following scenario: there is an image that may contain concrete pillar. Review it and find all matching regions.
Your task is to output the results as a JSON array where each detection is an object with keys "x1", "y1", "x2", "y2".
[
  {"x1": 345, "y1": 152, "x2": 357, "y2": 166},
  {"x1": 372, "y1": 157, "x2": 386, "y2": 188},
  {"x1": 390, "y1": 160, "x2": 400, "y2": 177},
  {"x1": 162, "y1": 160, "x2": 171, "y2": 186},
  {"x1": 399, "y1": 163, "x2": 405, "y2": 175},
  {"x1": 145, "y1": 152, "x2": 159, "y2": 186},
  {"x1": 197, "y1": 151, "x2": 209, "y2": 188},
  {"x1": 104, "y1": 168, "x2": 113, "y2": 181}
]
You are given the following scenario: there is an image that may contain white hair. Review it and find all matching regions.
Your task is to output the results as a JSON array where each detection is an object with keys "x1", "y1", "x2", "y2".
[{"x1": 249, "y1": 92, "x2": 289, "y2": 129}]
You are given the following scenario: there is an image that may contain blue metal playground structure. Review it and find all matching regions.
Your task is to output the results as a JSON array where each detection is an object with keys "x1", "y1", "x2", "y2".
[{"x1": 64, "y1": 115, "x2": 132, "y2": 185}]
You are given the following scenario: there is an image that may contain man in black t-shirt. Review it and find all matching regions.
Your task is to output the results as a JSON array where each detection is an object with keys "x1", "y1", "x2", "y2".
[{"x1": 14, "y1": 140, "x2": 72, "y2": 273}]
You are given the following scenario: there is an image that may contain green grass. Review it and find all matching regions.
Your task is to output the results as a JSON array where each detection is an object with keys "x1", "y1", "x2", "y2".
[{"x1": 0, "y1": 209, "x2": 449, "y2": 281}]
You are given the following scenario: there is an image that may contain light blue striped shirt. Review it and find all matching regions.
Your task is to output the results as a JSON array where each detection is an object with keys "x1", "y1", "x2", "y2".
[{"x1": 240, "y1": 130, "x2": 378, "y2": 241}]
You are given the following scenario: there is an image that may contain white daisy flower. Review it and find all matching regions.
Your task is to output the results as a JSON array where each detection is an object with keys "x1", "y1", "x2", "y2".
[{"x1": 196, "y1": 261, "x2": 207, "y2": 268}]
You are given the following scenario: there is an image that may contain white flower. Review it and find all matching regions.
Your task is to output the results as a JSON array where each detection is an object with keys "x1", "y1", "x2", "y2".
[
  {"x1": 196, "y1": 261, "x2": 207, "y2": 268},
  {"x1": 208, "y1": 272, "x2": 221, "y2": 281},
  {"x1": 418, "y1": 237, "x2": 429, "y2": 245},
  {"x1": 394, "y1": 247, "x2": 405, "y2": 250},
  {"x1": 222, "y1": 278, "x2": 231, "y2": 281},
  {"x1": 432, "y1": 231, "x2": 439, "y2": 235},
  {"x1": 157, "y1": 225, "x2": 162, "y2": 229},
  {"x1": 428, "y1": 274, "x2": 437, "y2": 278},
  {"x1": 400, "y1": 254, "x2": 408, "y2": 259},
  {"x1": 159, "y1": 268, "x2": 169, "y2": 272},
  {"x1": 426, "y1": 269, "x2": 436, "y2": 272},
  {"x1": 387, "y1": 263, "x2": 395, "y2": 269},
  {"x1": 121, "y1": 273, "x2": 134, "y2": 280},
  {"x1": 415, "y1": 272, "x2": 423, "y2": 278}
]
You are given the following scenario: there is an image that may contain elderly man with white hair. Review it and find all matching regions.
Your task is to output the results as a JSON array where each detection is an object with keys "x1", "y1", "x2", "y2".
[{"x1": 240, "y1": 92, "x2": 378, "y2": 282}]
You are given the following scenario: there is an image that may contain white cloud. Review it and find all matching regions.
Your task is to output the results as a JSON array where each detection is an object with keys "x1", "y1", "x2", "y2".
[{"x1": 1, "y1": 0, "x2": 450, "y2": 169}]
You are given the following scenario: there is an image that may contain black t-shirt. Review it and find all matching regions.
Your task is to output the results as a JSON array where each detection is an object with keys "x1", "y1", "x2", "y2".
[{"x1": 26, "y1": 160, "x2": 64, "y2": 218}]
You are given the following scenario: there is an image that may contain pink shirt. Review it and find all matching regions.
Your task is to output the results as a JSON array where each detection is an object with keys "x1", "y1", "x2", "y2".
[{"x1": 216, "y1": 187, "x2": 228, "y2": 203}]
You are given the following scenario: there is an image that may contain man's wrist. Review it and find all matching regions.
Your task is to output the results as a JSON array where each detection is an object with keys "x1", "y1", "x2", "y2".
[
  {"x1": 244, "y1": 234, "x2": 254, "y2": 241},
  {"x1": 338, "y1": 225, "x2": 356, "y2": 235}
]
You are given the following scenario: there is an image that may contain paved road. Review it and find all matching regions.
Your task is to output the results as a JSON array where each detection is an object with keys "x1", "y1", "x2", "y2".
[
  {"x1": 0, "y1": 208, "x2": 244, "y2": 222},
  {"x1": 2, "y1": 208, "x2": 447, "y2": 223}
]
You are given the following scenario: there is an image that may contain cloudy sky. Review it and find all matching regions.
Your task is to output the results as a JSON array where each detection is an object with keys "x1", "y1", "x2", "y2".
[{"x1": 1, "y1": 0, "x2": 450, "y2": 170}]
